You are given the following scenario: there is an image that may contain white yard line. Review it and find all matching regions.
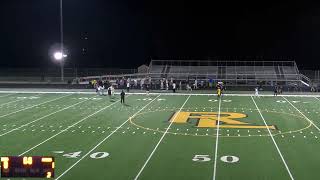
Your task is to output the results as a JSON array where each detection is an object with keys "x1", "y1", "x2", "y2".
[
  {"x1": 134, "y1": 95, "x2": 191, "y2": 180},
  {"x1": 0, "y1": 98, "x2": 91, "y2": 137},
  {"x1": 251, "y1": 96, "x2": 294, "y2": 180},
  {"x1": 18, "y1": 94, "x2": 133, "y2": 156},
  {"x1": 55, "y1": 94, "x2": 161, "y2": 180},
  {"x1": 212, "y1": 97, "x2": 222, "y2": 180},
  {"x1": 0, "y1": 94, "x2": 71, "y2": 119},
  {"x1": 283, "y1": 97, "x2": 320, "y2": 131}
]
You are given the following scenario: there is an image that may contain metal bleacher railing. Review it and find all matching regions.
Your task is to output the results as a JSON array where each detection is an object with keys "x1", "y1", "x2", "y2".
[
  {"x1": 147, "y1": 60, "x2": 303, "y2": 86},
  {"x1": 70, "y1": 60, "x2": 312, "y2": 89}
]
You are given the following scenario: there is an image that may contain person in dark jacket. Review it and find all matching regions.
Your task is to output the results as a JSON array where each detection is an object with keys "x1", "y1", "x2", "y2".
[{"x1": 120, "y1": 90, "x2": 125, "y2": 104}]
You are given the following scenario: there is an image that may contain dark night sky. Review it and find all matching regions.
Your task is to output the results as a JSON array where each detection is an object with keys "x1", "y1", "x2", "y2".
[{"x1": 0, "y1": 0, "x2": 320, "y2": 69}]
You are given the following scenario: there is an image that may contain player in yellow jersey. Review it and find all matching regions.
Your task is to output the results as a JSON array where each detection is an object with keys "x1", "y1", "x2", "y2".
[{"x1": 217, "y1": 86, "x2": 222, "y2": 98}]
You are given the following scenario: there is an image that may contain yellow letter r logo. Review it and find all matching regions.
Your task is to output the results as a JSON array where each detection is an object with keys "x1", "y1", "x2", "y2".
[{"x1": 170, "y1": 112, "x2": 276, "y2": 130}]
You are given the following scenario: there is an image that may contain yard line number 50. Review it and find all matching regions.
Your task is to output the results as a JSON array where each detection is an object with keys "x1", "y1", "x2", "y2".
[{"x1": 192, "y1": 154, "x2": 239, "y2": 163}]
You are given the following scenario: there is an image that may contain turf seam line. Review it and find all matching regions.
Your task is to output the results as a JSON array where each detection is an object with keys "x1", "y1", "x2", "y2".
[
  {"x1": 55, "y1": 94, "x2": 161, "y2": 180},
  {"x1": 134, "y1": 95, "x2": 191, "y2": 180},
  {"x1": 0, "y1": 94, "x2": 71, "y2": 119},
  {"x1": 251, "y1": 96, "x2": 295, "y2": 180},
  {"x1": 283, "y1": 97, "x2": 320, "y2": 131},
  {"x1": 17, "y1": 95, "x2": 129, "y2": 157},
  {"x1": 0, "y1": 97, "x2": 92, "y2": 137},
  {"x1": 212, "y1": 97, "x2": 222, "y2": 180}
]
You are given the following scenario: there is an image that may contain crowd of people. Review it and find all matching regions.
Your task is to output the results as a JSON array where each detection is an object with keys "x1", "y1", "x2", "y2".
[{"x1": 89, "y1": 77, "x2": 296, "y2": 106}]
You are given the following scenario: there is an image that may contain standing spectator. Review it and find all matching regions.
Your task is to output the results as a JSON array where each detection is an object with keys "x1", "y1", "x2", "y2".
[
  {"x1": 279, "y1": 86, "x2": 283, "y2": 94},
  {"x1": 160, "y1": 79, "x2": 164, "y2": 90},
  {"x1": 274, "y1": 85, "x2": 278, "y2": 96},
  {"x1": 126, "y1": 81, "x2": 130, "y2": 92},
  {"x1": 146, "y1": 85, "x2": 150, "y2": 95},
  {"x1": 187, "y1": 83, "x2": 192, "y2": 91},
  {"x1": 166, "y1": 79, "x2": 169, "y2": 91},
  {"x1": 172, "y1": 82, "x2": 176, "y2": 93}
]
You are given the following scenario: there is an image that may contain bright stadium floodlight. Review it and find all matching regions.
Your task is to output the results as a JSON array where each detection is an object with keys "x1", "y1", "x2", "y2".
[
  {"x1": 54, "y1": 52, "x2": 63, "y2": 60},
  {"x1": 52, "y1": 51, "x2": 67, "y2": 81},
  {"x1": 53, "y1": 51, "x2": 67, "y2": 61}
]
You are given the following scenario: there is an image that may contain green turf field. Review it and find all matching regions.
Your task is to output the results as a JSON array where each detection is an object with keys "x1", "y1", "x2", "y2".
[{"x1": 0, "y1": 92, "x2": 320, "y2": 180}]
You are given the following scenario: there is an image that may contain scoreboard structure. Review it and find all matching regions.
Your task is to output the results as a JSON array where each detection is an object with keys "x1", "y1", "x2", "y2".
[{"x1": 1, "y1": 156, "x2": 54, "y2": 178}]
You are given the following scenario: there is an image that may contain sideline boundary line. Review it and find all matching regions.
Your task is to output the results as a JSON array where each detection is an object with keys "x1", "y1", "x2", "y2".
[
  {"x1": 283, "y1": 97, "x2": 320, "y2": 131},
  {"x1": 0, "y1": 90, "x2": 320, "y2": 97},
  {"x1": 18, "y1": 95, "x2": 129, "y2": 156},
  {"x1": 0, "y1": 97, "x2": 91, "y2": 137},
  {"x1": 212, "y1": 97, "x2": 222, "y2": 180},
  {"x1": 0, "y1": 94, "x2": 71, "y2": 119},
  {"x1": 55, "y1": 94, "x2": 161, "y2": 180},
  {"x1": 251, "y1": 96, "x2": 294, "y2": 180},
  {"x1": 134, "y1": 95, "x2": 191, "y2": 180}
]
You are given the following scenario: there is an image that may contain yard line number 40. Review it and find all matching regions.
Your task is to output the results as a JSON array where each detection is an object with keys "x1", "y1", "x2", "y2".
[{"x1": 53, "y1": 151, "x2": 109, "y2": 159}]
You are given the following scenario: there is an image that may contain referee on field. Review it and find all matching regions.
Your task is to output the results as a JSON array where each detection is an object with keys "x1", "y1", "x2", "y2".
[{"x1": 120, "y1": 90, "x2": 125, "y2": 104}]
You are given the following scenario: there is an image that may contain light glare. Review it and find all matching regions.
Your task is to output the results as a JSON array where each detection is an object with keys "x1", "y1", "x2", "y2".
[{"x1": 54, "y1": 52, "x2": 63, "y2": 60}]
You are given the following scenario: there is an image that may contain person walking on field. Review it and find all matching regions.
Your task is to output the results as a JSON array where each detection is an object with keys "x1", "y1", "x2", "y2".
[
  {"x1": 120, "y1": 90, "x2": 125, "y2": 104},
  {"x1": 255, "y1": 87, "x2": 260, "y2": 98}
]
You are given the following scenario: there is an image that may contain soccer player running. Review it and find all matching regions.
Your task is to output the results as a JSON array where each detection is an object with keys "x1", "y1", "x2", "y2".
[
  {"x1": 120, "y1": 90, "x2": 125, "y2": 104},
  {"x1": 217, "y1": 86, "x2": 222, "y2": 98},
  {"x1": 255, "y1": 87, "x2": 260, "y2": 98}
]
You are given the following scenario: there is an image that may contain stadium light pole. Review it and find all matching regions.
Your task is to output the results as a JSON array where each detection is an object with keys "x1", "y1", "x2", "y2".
[
  {"x1": 59, "y1": 0, "x2": 64, "y2": 82},
  {"x1": 53, "y1": 51, "x2": 67, "y2": 81}
]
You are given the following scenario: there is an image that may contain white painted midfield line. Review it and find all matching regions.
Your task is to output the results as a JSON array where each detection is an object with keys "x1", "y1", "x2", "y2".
[
  {"x1": 251, "y1": 96, "x2": 294, "y2": 180},
  {"x1": 18, "y1": 95, "x2": 132, "y2": 157},
  {"x1": 55, "y1": 94, "x2": 161, "y2": 180},
  {"x1": 134, "y1": 95, "x2": 191, "y2": 180},
  {"x1": 212, "y1": 97, "x2": 222, "y2": 180},
  {"x1": 0, "y1": 98, "x2": 91, "y2": 137},
  {"x1": 283, "y1": 97, "x2": 320, "y2": 131},
  {"x1": 0, "y1": 94, "x2": 71, "y2": 118}
]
